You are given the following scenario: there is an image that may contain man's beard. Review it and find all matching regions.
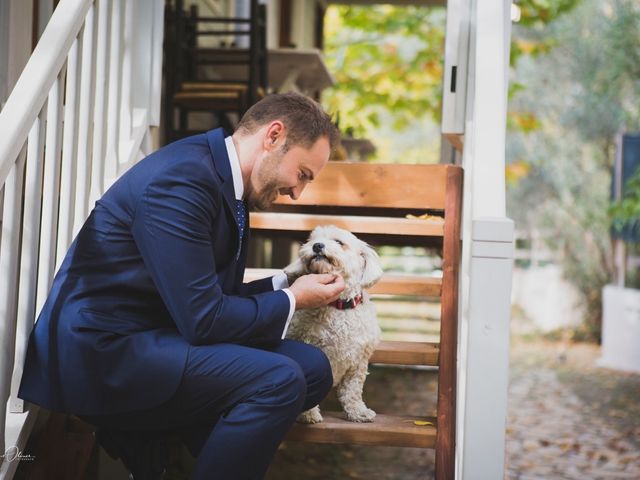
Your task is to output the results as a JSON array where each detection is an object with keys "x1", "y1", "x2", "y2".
[
  {"x1": 245, "y1": 150, "x2": 282, "y2": 211},
  {"x1": 245, "y1": 178, "x2": 279, "y2": 211}
]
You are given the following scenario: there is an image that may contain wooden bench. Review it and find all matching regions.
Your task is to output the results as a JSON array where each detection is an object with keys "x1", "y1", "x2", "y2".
[{"x1": 246, "y1": 161, "x2": 463, "y2": 479}]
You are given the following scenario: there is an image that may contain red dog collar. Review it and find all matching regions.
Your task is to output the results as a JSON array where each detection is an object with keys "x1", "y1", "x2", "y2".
[{"x1": 329, "y1": 293, "x2": 363, "y2": 310}]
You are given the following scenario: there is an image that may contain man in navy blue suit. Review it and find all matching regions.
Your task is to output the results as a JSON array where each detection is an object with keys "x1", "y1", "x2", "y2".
[{"x1": 18, "y1": 93, "x2": 344, "y2": 479}]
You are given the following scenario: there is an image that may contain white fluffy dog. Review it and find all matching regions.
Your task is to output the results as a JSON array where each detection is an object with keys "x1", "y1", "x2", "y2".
[{"x1": 284, "y1": 225, "x2": 383, "y2": 423}]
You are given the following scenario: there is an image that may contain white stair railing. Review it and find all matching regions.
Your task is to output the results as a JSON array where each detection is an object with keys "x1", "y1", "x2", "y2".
[{"x1": 0, "y1": 0, "x2": 164, "y2": 476}]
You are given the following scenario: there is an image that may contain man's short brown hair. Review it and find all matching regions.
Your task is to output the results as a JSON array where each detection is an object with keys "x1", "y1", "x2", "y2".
[{"x1": 235, "y1": 92, "x2": 340, "y2": 153}]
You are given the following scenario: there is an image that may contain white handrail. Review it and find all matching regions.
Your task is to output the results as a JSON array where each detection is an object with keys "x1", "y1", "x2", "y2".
[
  {"x1": 0, "y1": 0, "x2": 164, "y2": 475},
  {"x1": 0, "y1": 0, "x2": 91, "y2": 187}
]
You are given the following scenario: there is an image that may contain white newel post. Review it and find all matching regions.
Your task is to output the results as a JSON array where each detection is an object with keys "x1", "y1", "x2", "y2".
[{"x1": 456, "y1": 0, "x2": 515, "y2": 478}]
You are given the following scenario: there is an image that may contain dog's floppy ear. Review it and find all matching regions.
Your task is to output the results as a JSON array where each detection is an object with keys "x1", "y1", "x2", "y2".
[
  {"x1": 283, "y1": 258, "x2": 306, "y2": 285},
  {"x1": 360, "y1": 244, "x2": 383, "y2": 289}
]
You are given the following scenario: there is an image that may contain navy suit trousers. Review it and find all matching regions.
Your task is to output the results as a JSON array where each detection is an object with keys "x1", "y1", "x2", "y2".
[{"x1": 79, "y1": 339, "x2": 333, "y2": 479}]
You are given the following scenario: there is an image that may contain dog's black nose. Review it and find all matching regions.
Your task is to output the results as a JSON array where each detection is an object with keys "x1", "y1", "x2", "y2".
[{"x1": 312, "y1": 242, "x2": 325, "y2": 253}]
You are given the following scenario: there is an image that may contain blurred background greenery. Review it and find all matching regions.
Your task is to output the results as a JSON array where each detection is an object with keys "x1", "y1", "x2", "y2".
[{"x1": 321, "y1": 0, "x2": 640, "y2": 342}]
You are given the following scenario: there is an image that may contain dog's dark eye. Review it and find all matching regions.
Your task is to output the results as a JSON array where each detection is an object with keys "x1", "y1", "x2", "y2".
[{"x1": 334, "y1": 239, "x2": 344, "y2": 246}]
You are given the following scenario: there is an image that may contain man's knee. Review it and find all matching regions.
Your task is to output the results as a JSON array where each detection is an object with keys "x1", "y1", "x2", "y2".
[
  {"x1": 291, "y1": 344, "x2": 333, "y2": 412},
  {"x1": 307, "y1": 345, "x2": 333, "y2": 394},
  {"x1": 259, "y1": 357, "x2": 307, "y2": 408}
]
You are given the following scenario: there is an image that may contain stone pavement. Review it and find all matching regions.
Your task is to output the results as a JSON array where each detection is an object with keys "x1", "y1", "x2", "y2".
[{"x1": 506, "y1": 341, "x2": 640, "y2": 480}]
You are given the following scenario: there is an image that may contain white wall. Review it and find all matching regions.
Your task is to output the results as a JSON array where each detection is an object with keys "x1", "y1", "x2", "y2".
[
  {"x1": 0, "y1": 0, "x2": 34, "y2": 104},
  {"x1": 600, "y1": 285, "x2": 640, "y2": 373},
  {"x1": 290, "y1": 0, "x2": 317, "y2": 49},
  {"x1": 511, "y1": 265, "x2": 584, "y2": 332}
]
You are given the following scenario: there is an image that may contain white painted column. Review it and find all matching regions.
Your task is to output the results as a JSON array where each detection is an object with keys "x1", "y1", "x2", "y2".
[
  {"x1": 457, "y1": 0, "x2": 515, "y2": 479},
  {"x1": 460, "y1": 218, "x2": 514, "y2": 479}
]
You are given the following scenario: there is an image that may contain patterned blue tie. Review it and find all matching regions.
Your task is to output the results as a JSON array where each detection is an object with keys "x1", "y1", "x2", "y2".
[{"x1": 236, "y1": 199, "x2": 246, "y2": 259}]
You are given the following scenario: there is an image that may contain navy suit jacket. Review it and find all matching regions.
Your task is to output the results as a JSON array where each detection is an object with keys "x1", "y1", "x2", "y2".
[{"x1": 18, "y1": 128, "x2": 290, "y2": 416}]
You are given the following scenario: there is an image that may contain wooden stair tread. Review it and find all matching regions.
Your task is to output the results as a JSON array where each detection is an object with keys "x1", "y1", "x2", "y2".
[
  {"x1": 172, "y1": 90, "x2": 242, "y2": 110},
  {"x1": 173, "y1": 91, "x2": 240, "y2": 100},
  {"x1": 250, "y1": 212, "x2": 444, "y2": 237},
  {"x1": 374, "y1": 273, "x2": 442, "y2": 296},
  {"x1": 371, "y1": 340, "x2": 439, "y2": 366},
  {"x1": 286, "y1": 411, "x2": 436, "y2": 448},
  {"x1": 243, "y1": 269, "x2": 442, "y2": 297},
  {"x1": 181, "y1": 82, "x2": 248, "y2": 92},
  {"x1": 272, "y1": 162, "x2": 452, "y2": 210}
]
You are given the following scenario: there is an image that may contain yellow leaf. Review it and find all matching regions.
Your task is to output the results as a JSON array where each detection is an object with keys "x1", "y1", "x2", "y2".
[
  {"x1": 405, "y1": 213, "x2": 442, "y2": 221},
  {"x1": 414, "y1": 420, "x2": 434, "y2": 426},
  {"x1": 515, "y1": 39, "x2": 537, "y2": 54},
  {"x1": 505, "y1": 160, "x2": 532, "y2": 186}
]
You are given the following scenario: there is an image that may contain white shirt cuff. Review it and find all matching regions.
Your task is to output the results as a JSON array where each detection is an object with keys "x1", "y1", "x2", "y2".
[
  {"x1": 280, "y1": 288, "x2": 296, "y2": 339},
  {"x1": 271, "y1": 271, "x2": 294, "y2": 339},
  {"x1": 271, "y1": 271, "x2": 289, "y2": 290}
]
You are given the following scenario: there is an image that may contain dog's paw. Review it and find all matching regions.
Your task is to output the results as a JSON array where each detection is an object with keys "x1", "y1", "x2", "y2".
[
  {"x1": 296, "y1": 407, "x2": 323, "y2": 424},
  {"x1": 344, "y1": 406, "x2": 376, "y2": 423}
]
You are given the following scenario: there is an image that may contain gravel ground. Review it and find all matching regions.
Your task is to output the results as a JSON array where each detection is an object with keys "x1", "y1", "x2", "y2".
[{"x1": 506, "y1": 339, "x2": 640, "y2": 480}]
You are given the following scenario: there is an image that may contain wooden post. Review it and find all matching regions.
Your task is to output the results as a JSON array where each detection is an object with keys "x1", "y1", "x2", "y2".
[{"x1": 436, "y1": 166, "x2": 463, "y2": 480}]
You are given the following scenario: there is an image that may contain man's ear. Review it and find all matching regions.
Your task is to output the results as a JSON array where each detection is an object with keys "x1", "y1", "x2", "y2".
[
  {"x1": 361, "y1": 245, "x2": 383, "y2": 289},
  {"x1": 264, "y1": 121, "x2": 285, "y2": 151},
  {"x1": 283, "y1": 258, "x2": 305, "y2": 285}
]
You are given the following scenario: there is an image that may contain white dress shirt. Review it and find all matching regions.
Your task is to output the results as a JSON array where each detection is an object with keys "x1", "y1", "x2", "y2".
[{"x1": 224, "y1": 136, "x2": 296, "y2": 339}]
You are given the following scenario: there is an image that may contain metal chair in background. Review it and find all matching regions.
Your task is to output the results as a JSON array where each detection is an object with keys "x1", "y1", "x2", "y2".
[{"x1": 163, "y1": 0, "x2": 267, "y2": 143}]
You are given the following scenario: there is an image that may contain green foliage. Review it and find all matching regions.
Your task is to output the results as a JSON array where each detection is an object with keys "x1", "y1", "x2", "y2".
[
  {"x1": 517, "y1": 0, "x2": 582, "y2": 27},
  {"x1": 322, "y1": 5, "x2": 446, "y2": 138},
  {"x1": 609, "y1": 169, "x2": 640, "y2": 238},
  {"x1": 507, "y1": 0, "x2": 640, "y2": 340},
  {"x1": 323, "y1": 2, "x2": 582, "y2": 140},
  {"x1": 508, "y1": 0, "x2": 581, "y2": 133}
]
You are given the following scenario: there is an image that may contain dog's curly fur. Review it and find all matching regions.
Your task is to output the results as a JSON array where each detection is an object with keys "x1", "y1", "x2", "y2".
[{"x1": 284, "y1": 225, "x2": 383, "y2": 423}]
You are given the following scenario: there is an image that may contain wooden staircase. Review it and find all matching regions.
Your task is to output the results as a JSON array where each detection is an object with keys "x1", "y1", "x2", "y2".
[{"x1": 246, "y1": 161, "x2": 463, "y2": 479}]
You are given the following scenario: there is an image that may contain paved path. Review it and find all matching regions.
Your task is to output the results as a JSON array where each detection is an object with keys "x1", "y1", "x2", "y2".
[{"x1": 506, "y1": 341, "x2": 640, "y2": 479}]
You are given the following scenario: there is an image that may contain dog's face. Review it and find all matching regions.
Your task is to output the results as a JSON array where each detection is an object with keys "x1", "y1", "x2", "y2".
[{"x1": 289, "y1": 225, "x2": 383, "y2": 294}]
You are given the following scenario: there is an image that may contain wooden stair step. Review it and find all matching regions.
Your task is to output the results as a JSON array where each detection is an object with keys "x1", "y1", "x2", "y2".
[
  {"x1": 374, "y1": 273, "x2": 441, "y2": 297},
  {"x1": 172, "y1": 91, "x2": 242, "y2": 110},
  {"x1": 272, "y1": 162, "x2": 450, "y2": 210},
  {"x1": 371, "y1": 340, "x2": 439, "y2": 366},
  {"x1": 243, "y1": 268, "x2": 442, "y2": 297},
  {"x1": 181, "y1": 82, "x2": 248, "y2": 92},
  {"x1": 250, "y1": 212, "x2": 444, "y2": 237},
  {"x1": 286, "y1": 411, "x2": 436, "y2": 448}
]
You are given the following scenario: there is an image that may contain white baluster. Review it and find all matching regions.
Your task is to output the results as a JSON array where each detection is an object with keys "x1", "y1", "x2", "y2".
[
  {"x1": 104, "y1": 0, "x2": 122, "y2": 188},
  {"x1": 0, "y1": 147, "x2": 27, "y2": 453},
  {"x1": 119, "y1": 0, "x2": 134, "y2": 151},
  {"x1": 9, "y1": 111, "x2": 46, "y2": 414},
  {"x1": 57, "y1": 38, "x2": 81, "y2": 268},
  {"x1": 35, "y1": 73, "x2": 65, "y2": 317},
  {"x1": 149, "y1": 0, "x2": 165, "y2": 127},
  {"x1": 73, "y1": 4, "x2": 96, "y2": 237},
  {"x1": 90, "y1": 0, "x2": 111, "y2": 207}
]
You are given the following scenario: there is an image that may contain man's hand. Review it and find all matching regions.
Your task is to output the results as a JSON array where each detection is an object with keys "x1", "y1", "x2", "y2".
[{"x1": 289, "y1": 273, "x2": 345, "y2": 310}]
